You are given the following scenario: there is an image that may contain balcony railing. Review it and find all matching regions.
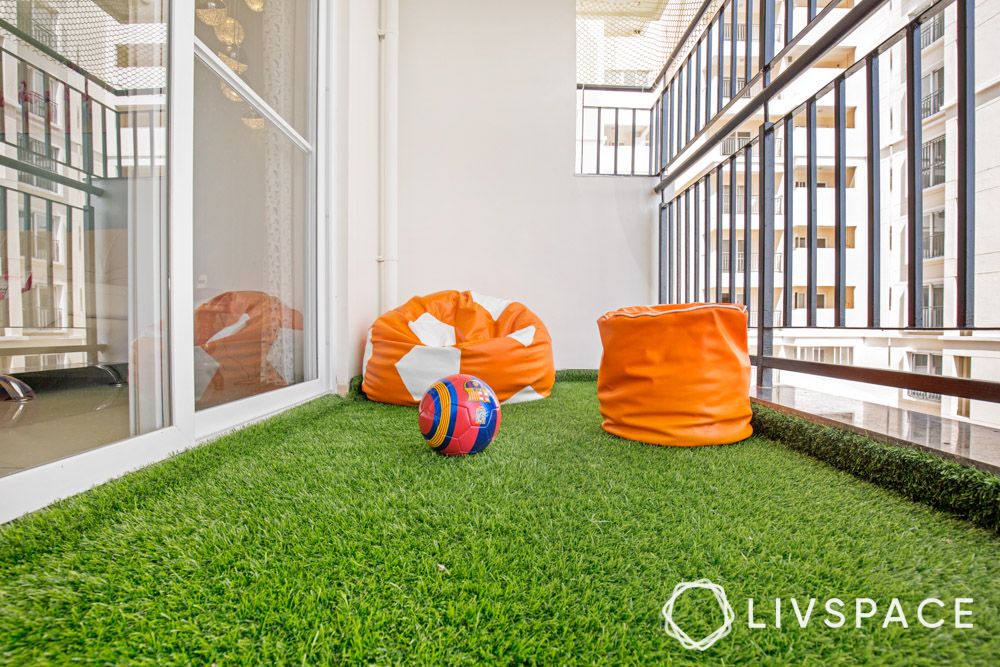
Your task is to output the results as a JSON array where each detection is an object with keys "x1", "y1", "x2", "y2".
[
  {"x1": 719, "y1": 252, "x2": 783, "y2": 273},
  {"x1": 921, "y1": 13, "x2": 945, "y2": 49},
  {"x1": 923, "y1": 231, "x2": 944, "y2": 259},
  {"x1": 654, "y1": 0, "x2": 992, "y2": 409},
  {"x1": 922, "y1": 162, "x2": 945, "y2": 188},
  {"x1": 921, "y1": 89, "x2": 943, "y2": 118}
]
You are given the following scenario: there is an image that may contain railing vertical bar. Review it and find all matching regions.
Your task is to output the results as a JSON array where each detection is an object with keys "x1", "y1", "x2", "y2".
[
  {"x1": 785, "y1": 0, "x2": 794, "y2": 45},
  {"x1": 614, "y1": 107, "x2": 618, "y2": 176},
  {"x1": 669, "y1": 200, "x2": 677, "y2": 303},
  {"x1": 64, "y1": 85, "x2": 72, "y2": 170},
  {"x1": 0, "y1": 52, "x2": 6, "y2": 144},
  {"x1": 21, "y1": 192, "x2": 34, "y2": 328},
  {"x1": 685, "y1": 58, "x2": 693, "y2": 145},
  {"x1": 866, "y1": 54, "x2": 881, "y2": 328},
  {"x1": 806, "y1": 97, "x2": 817, "y2": 326},
  {"x1": 706, "y1": 22, "x2": 714, "y2": 123},
  {"x1": 667, "y1": 84, "x2": 674, "y2": 163},
  {"x1": 65, "y1": 204, "x2": 74, "y2": 329},
  {"x1": 783, "y1": 114, "x2": 794, "y2": 326},
  {"x1": 906, "y1": 22, "x2": 923, "y2": 327},
  {"x1": 956, "y1": 0, "x2": 975, "y2": 328},
  {"x1": 116, "y1": 104, "x2": 124, "y2": 177},
  {"x1": 729, "y1": 154, "x2": 737, "y2": 300},
  {"x1": 760, "y1": 0, "x2": 775, "y2": 83},
  {"x1": 716, "y1": 165, "x2": 724, "y2": 302},
  {"x1": 631, "y1": 108, "x2": 637, "y2": 176},
  {"x1": 808, "y1": 0, "x2": 817, "y2": 22},
  {"x1": 42, "y1": 72, "x2": 52, "y2": 160},
  {"x1": 757, "y1": 122, "x2": 775, "y2": 388},
  {"x1": 717, "y1": 14, "x2": 725, "y2": 114},
  {"x1": 745, "y1": 0, "x2": 753, "y2": 83},
  {"x1": 730, "y1": 0, "x2": 738, "y2": 100},
  {"x1": 694, "y1": 182, "x2": 701, "y2": 301},
  {"x1": 148, "y1": 109, "x2": 155, "y2": 177},
  {"x1": 743, "y1": 141, "x2": 753, "y2": 309},
  {"x1": 45, "y1": 198, "x2": 54, "y2": 326},
  {"x1": 596, "y1": 107, "x2": 602, "y2": 175},
  {"x1": 101, "y1": 104, "x2": 109, "y2": 178},
  {"x1": 695, "y1": 40, "x2": 703, "y2": 133},
  {"x1": 677, "y1": 188, "x2": 691, "y2": 303},
  {"x1": 704, "y1": 173, "x2": 712, "y2": 302},
  {"x1": 834, "y1": 76, "x2": 847, "y2": 326},
  {"x1": 659, "y1": 203, "x2": 670, "y2": 303}
]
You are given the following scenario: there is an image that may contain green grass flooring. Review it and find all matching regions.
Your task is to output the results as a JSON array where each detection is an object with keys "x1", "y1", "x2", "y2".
[{"x1": 1, "y1": 381, "x2": 998, "y2": 665}]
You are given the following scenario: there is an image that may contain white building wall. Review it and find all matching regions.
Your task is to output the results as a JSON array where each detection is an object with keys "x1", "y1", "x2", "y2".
[{"x1": 395, "y1": 0, "x2": 656, "y2": 369}]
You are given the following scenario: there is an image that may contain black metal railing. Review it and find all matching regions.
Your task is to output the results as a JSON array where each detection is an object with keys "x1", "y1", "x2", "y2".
[
  {"x1": 921, "y1": 12, "x2": 945, "y2": 48},
  {"x1": 577, "y1": 102, "x2": 656, "y2": 176},
  {"x1": 923, "y1": 231, "x2": 945, "y2": 258},
  {"x1": 921, "y1": 88, "x2": 944, "y2": 118},
  {"x1": 654, "y1": 0, "x2": 995, "y2": 406}
]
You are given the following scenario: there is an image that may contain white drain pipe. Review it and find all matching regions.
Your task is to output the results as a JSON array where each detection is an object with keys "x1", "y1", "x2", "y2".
[{"x1": 378, "y1": 0, "x2": 399, "y2": 312}]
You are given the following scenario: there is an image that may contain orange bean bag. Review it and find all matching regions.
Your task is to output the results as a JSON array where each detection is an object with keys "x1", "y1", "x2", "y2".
[
  {"x1": 596, "y1": 303, "x2": 752, "y2": 446},
  {"x1": 194, "y1": 291, "x2": 304, "y2": 409},
  {"x1": 362, "y1": 290, "x2": 555, "y2": 406}
]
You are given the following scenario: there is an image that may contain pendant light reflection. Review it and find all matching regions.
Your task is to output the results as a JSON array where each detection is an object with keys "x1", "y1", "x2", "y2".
[
  {"x1": 195, "y1": 0, "x2": 228, "y2": 26},
  {"x1": 220, "y1": 82, "x2": 243, "y2": 103},
  {"x1": 214, "y1": 16, "x2": 245, "y2": 46},
  {"x1": 217, "y1": 45, "x2": 248, "y2": 75},
  {"x1": 244, "y1": 0, "x2": 265, "y2": 11},
  {"x1": 242, "y1": 107, "x2": 265, "y2": 130}
]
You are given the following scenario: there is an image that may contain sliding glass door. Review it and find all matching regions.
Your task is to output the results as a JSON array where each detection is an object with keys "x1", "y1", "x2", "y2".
[
  {"x1": 0, "y1": 0, "x2": 170, "y2": 476},
  {"x1": 192, "y1": 0, "x2": 317, "y2": 411}
]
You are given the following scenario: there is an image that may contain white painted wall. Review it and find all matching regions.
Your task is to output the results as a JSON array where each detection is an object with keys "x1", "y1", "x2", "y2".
[{"x1": 395, "y1": 0, "x2": 657, "y2": 369}]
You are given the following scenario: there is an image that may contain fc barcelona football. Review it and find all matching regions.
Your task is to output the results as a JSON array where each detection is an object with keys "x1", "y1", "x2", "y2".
[{"x1": 418, "y1": 374, "x2": 501, "y2": 456}]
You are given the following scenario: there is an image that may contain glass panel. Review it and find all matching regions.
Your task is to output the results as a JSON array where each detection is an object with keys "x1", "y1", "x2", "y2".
[
  {"x1": 193, "y1": 55, "x2": 315, "y2": 411},
  {"x1": 0, "y1": 2, "x2": 170, "y2": 477},
  {"x1": 194, "y1": 0, "x2": 315, "y2": 137}
]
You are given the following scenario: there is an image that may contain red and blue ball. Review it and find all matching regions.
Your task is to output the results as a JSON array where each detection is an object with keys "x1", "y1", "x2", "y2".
[{"x1": 419, "y1": 374, "x2": 501, "y2": 456}]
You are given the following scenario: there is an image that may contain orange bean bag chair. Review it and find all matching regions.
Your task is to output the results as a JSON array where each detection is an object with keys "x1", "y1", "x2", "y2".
[
  {"x1": 194, "y1": 291, "x2": 304, "y2": 409},
  {"x1": 362, "y1": 290, "x2": 555, "y2": 406},
  {"x1": 596, "y1": 303, "x2": 752, "y2": 446}
]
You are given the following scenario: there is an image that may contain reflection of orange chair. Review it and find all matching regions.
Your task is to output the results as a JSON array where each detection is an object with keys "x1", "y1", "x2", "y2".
[
  {"x1": 194, "y1": 291, "x2": 303, "y2": 408},
  {"x1": 363, "y1": 290, "x2": 554, "y2": 405},
  {"x1": 597, "y1": 303, "x2": 752, "y2": 446}
]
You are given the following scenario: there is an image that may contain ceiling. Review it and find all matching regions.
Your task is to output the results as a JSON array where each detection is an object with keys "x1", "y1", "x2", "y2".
[{"x1": 576, "y1": 0, "x2": 672, "y2": 19}]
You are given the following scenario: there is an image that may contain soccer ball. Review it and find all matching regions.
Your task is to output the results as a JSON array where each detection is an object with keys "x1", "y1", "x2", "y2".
[{"x1": 418, "y1": 374, "x2": 501, "y2": 456}]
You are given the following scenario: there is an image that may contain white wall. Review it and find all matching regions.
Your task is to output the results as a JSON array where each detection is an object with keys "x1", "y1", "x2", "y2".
[{"x1": 395, "y1": 0, "x2": 656, "y2": 369}]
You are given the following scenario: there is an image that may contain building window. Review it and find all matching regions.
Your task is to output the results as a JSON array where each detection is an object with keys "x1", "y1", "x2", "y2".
[
  {"x1": 922, "y1": 136, "x2": 945, "y2": 188},
  {"x1": 923, "y1": 209, "x2": 944, "y2": 259},
  {"x1": 921, "y1": 68, "x2": 944, "y2": 119},
  {"x1": 923, "y1": 283, "x2": 944, "y2": 328},
  {"x1": 31, "y1": 2, "x2": 59, "y2": 50},
  {"x1": 17, "y1": 138, "x2": 60, "y2": 192},
  {"x1": 921, "y1": 12, "x2": 945, "y2": 49},
  {"x1": 907, "y1": 352, "x2": 943, "y2": 401},
  {"x1": 795, "y1": 346, "x2": 854, "y2": 365}
]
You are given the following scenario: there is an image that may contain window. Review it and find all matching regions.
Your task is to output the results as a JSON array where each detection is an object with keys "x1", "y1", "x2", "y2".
[
  {"x1": 17, "y1": 138, "x2": 60, "y2": 192},
  {"x1": 31, "y1": 2, "x2": 59, "y2": 49},
  {"x1": 922, "y1": 136, "x2": 945, "y2": 188},
  {"x1": 921, "y1": 12, "x2": 945, "y2": 49},
  {"x1": 908, "y1": 352, "x2": 943, "y2": 401},
  {"x1": 921, "y1": 68, "x2": 944, "y2": 118},
  {"x1": 923, "y1": 210, "x2": 944, "y2": 259},
  {"x1": 795, "y1": 347, "x2": 854, "y2": 364},
  {"x1": 922, "y1": 283, "x2": 945, "y2": 328}
]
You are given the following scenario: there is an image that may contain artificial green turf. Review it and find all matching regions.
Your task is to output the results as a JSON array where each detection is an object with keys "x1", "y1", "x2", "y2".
[{"x1": 1, "y1": 381, "x2": 998, "y2": 665}]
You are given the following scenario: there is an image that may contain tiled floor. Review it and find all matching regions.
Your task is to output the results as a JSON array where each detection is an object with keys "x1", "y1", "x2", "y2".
[
  {"x1": 751, "y1": 384, "x2": 1000, "y2": 474},
  {"x1": 0, "y1": 386, "x2": 131, "y2": 477}
]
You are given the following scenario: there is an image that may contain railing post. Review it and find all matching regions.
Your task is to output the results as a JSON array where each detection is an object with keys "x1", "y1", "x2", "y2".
[
  {"x1": 783, "y1": 115, "x2": 793, "y2": 325},
  {"x1": 866, "y1": 54, "x2": 881, "y2": 328},
  {"x1": 956, "y1": 0, "x2": 975, "y2": 328},
  {"x1": 757, "y1": 122, "x2": 775, "y2": 388},
  {"x1": 806, "y1": 97, "x2": 817, "y2": 326},
  {"x1": 906, "y1": 21, "x2": 923, "y2": 327},
  {"x1": 834, "y1": 76, "x2": 847, "y2": 326},
  {"x1": 659, "y1": 200, "x2": 670, "y2": 304}
]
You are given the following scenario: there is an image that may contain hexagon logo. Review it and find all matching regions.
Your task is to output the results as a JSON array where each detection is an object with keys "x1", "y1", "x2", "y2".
[{"x1": 661, "y1": 579, "x2": 735, "y2": 651}]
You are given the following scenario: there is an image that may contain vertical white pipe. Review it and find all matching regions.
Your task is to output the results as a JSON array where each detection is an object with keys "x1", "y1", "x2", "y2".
[{"x1": 378, "y1": 0, "x2": 399, "y2": 312}]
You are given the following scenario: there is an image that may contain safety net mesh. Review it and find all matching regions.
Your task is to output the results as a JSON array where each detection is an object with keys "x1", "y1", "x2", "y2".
[
  {"x1": 577, "y1": 0, "x2": 725, "y2": 89},
  {"x1": 0, "y1": 0, "x2": 166, "y2": 92}
]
